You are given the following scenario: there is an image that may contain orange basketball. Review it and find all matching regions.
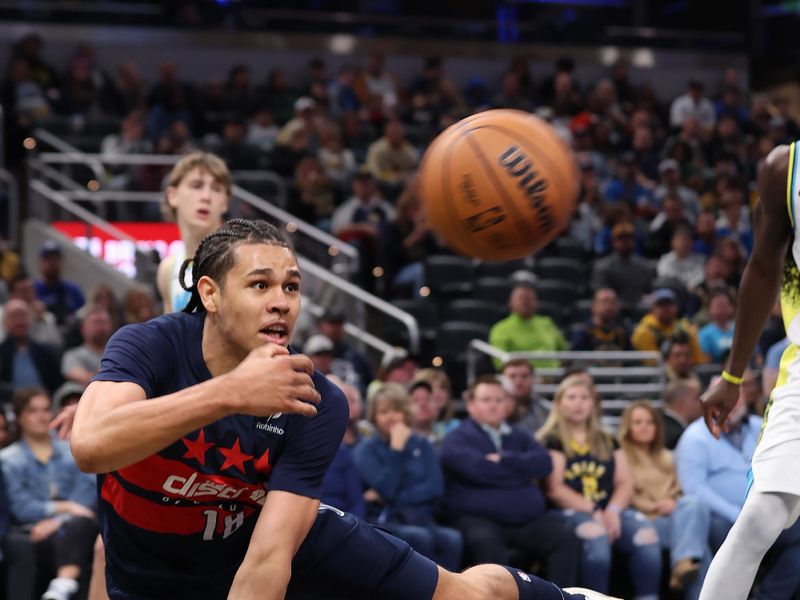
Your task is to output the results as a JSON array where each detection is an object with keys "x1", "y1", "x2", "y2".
[{"x1": 419, "y1": 109, "x2": 579, "y2": 261}]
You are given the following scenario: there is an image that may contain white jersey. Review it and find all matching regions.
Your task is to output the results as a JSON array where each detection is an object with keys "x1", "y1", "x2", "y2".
[
  {"x1": 751, "y1": 141, "x2": 800, "y2": 495},
  {"x1": 170, "y1": 246, "x2": 192, "y2": 313}
]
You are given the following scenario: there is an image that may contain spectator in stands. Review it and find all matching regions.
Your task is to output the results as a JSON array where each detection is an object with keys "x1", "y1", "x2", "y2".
[
  {"x1": 287, "y1": 154, "x2": 340, "y2": 228},
  {"x1": 675, "y1": 391, "x2": 800, "y2": 598},
  {"x1": 52, "y1": 381, "x2": 85, "y2": 416},
  {"x1": 122, "y1": 286, "x2": 158, "y2": 325},
  {"x1": 692, "y1": 210, "x2": 718, "y2": 256},
  {"x1": 715, "y1": 184, "x2": 753, "y2": 254},
  {"x1": 407, "y1": 379, "x2": 441, "y2": 444},
  {"x1": 670, "y1": 80, "x2": 716, "y2": 130},
  {"x1": 492, "y1": 72, "x2": 533, "y2": 112},
  {"x1": 331, "y1": 169, "x2": 395, "y2": 239},
  {"x1": 276, "y1": 96, "x2": 319, "y2": 149},
  {"x1": 2, "y1": 57, "x2": 52, "y2": 125},
  {"x1": 489, "y1": 283, "x2": 568, "y2": 369},
  {"x1": 317, "y1": 309, "x2": 373, "y2": 393},
  {"x1": 327, "y1": 65, "x2": 360, "y2": 117},
  {"x1": 303, "y1": 334, "x2": 336, "y2": 376},
  {"x1": 215, "y1": 115, "x2": 261, "y2": 171},
  {"x1": 570, "y1": 288, "x2": 630, "y2": 352},
  {"x1": 538, "y1": 375, "x2": 661, "y2": 597},
  {"x1": 659, "y1": 379, "x2": 702, "y2": 450},
  {"x1": 698, "y1": 288, "x2": 735, "y2": 363},
  {"x1": 657, "y1": 226, "x2": 706, "y2": 291},
  {"x1": 369, "y1": 351, "x2": 420, "y2": 399},
  {"x1": 604, "y1": 152, "x2": 656, "y2": 212},
  {"x1": 632, "y1": 289, "x2": 707, "y2": 364},
  {"x1": 317, "y1": 121, "x2": 357, "y2": 185},
  {"x1": 111, "y1": 61, "x2": 146, "y2": 116},
  {"x1": 0, "y1": 240, "x2": 21, "y2": 285},
  {"x1": 662, "y1": 333, "x2": 703, "y2": 385},
  {"x1": 222, "y1": 64, "x2": 255, "y2": 116},
  {"x1": 355, "y1": 383, "x2": 463, "y2": 571},
  {"x1": 338, "y1": 376, "x2": 371, "y2": 447},
  {"x1": 619, "y1": 401, "x2": 711, "y2": 597},
  {"x1": 0, "y1": 410, "x2": 9, "y2": 448},
  {"x1": 1, "y1": 387, "x2": 97, "y2": 600},
  {"x1": 61, "y1": 305, "x2": 112, "y2": 387},
  {"x1": 591, "y1": 222, "x2": 655, "y2": 313},
  {"x1": 11, "y1": 33, "x2": 60, "y2": 102},
  {"x1": 321, "y1": 375, "x2": 366, "y2": 519},
  {"x1": 441, "y1": 376, "x2": 580, "y2": 584},
  {"x1": 0, "y1": 274, "x2": 62, "y2": 347},
  {"x1": 0, "y1": 299, "x2": 63, "y2": 399},
  {"x1": 339, "y1": 110, "x2": 375, "y2": 163},
  {"x1": 146, "y1": 65, "x2": 193, "y2": 144},
  {"x1": 365, "y1": 119, "x2": 419, "y2": 187},
  {"x1": 411, "y1": 368, "x2": 460, "y2": 443},
  {"x1": 34, "y1": 240, "x2": 85, "y2": 327},
  {"x1": 57, "y1": 48, "x2": 113, "y2": 116},
  {"x1": 355, "y1": 51, "x2": 400, "y2": 115},
  {"x1": 246, "y1": 108, "x2": 278, "y2": 152},
  {"x1": 101, "y1": 110, "x2": 152, "y2": 193},
  {"x1": 257, "y1": 68, "x2": 296, "y2": 125},
  {"x1": 645, "y1": 195, "x2": 692, "y2": 259},
  {"x1": 654, "y1": 159, "x2": 699, "y2": 222},
  {"x1": 499, "y1": 359, "x2": 549, "y2": 435}
]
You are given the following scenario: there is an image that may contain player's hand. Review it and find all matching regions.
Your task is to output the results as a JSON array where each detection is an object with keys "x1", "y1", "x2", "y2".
[
  {"x1": 702, "y1": 378, "x2": 740, "y2": 439},
  {"x1": 30, "y1": 518, "x2": 61, "y2": 542},
  {"x1": 227, "y1": 344, "x2": 320, "y2": 418},
  {"x1": 363, "y1": 488, "x2": 383, "y2": 503},
  {"x1": 389, "y1": 422, "x2": 412, "y2": 451},
  {"x1": 654, "y1": 498, "x2": 677, "y2": 516},
  {"x1": 50, "y1": 403, "x2": 79, "y2": 440},
  {"x1": 485, "y1": 452, "x2": 501, "y2": 463}
]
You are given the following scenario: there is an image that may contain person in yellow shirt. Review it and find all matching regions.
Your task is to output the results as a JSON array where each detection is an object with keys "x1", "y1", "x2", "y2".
[{"x1": 631, "y1": 288, "x2": 708, "y2": 365}]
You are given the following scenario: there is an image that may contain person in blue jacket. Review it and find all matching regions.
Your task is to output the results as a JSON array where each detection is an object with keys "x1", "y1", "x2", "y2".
[{"x1": 354, "y1": 382, "x2": 462, "y2": 571}]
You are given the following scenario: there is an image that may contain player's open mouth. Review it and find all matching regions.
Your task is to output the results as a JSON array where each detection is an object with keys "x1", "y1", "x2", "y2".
[{"x1": 259, "y1": 324, "x2": 288, "y2": 344}]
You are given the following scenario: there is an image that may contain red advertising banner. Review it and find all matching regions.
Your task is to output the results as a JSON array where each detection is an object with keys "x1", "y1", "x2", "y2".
[{"x1": 53, "y1": 221, "x2": 182, "y2": 278}]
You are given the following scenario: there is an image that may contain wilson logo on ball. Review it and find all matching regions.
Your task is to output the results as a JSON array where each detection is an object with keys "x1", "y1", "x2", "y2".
[{"x1": 499, "y1": 146, "x2": 553, "y2": 233}]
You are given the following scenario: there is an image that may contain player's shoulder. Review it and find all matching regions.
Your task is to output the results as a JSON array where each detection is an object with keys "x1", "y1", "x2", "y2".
[{"x1": 109, "y1": 311, "x2": 203, "y2": 347}]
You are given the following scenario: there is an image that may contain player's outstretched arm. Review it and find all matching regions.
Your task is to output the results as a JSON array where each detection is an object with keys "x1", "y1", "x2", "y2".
[
  {"x1": 703, "y1": 145, "x2": 793, "y2": 438},
  {"x1": 227, "y1": 491, "x2": 318, "y2": 600},
  {"x1": 71, "y1": 344, "x2": 320, "y2": 473}
]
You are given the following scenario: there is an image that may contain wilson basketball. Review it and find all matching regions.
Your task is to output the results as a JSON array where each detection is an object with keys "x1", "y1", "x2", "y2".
[{"x1": 419, "y1": 109, "x2": 579, "y2": 261}]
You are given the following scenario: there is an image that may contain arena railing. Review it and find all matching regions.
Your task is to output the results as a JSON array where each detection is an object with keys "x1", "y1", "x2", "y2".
[
  {"x1": 29, "y1": 129, "x2": 360, "y2": 276},
  {"x1": 467, "y1": 339, "x2": 666, "y2": 428},
  {"x1": 27, "y1": 155, "x2": 422, "y2": 354}
]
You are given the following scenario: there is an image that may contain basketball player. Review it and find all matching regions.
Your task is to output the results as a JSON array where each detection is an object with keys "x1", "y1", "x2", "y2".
[
  {"x1": 701, "y1": 145, "x2": 800, "y2": 598},
  {"x1": 155, "y1": 151, "x2": 229, "y2": 313},
  {"x1": 71, "y1": 219, "x2": 613, "y2": 600}
]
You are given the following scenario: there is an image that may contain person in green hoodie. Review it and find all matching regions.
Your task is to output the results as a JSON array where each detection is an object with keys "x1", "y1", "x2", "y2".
[{"x1": 489, "y1": 283, "x2": 568, "y2": 369}]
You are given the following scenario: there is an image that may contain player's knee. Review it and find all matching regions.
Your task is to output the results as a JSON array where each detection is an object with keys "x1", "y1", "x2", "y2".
[
  {"x1": 633, "y1": 526, "x2": 658, "y2": 546},
  {"x1": 575, "y1": 521, "x2": 606, "y2": 540}
]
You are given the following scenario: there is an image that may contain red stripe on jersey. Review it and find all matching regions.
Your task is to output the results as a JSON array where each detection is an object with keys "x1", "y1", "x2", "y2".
[
  {"x1": 101, "y1": 476, "x2": 257, "y2": 535},
  {"x1": 116, "y1": 454, "x2": 267, "y2": 506}
]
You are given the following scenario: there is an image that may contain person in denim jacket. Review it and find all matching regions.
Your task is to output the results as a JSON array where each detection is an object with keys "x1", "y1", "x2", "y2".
[
  {"x1": 354, "y1": 383, "x2": 462, "y2": 571},
  {"x1": 0, "y1": 387, "x2": 97, "y2": 600}
]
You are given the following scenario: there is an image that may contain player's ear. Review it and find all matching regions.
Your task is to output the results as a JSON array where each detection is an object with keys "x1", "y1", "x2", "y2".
[{"x1": 197, "y1": 275, "x2": 220, "y2": 313}]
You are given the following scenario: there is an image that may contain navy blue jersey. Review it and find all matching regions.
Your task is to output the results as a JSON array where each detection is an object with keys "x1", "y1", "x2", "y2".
[{"x1": 92, "y1": 312, "x2": 348, "y2": 599}]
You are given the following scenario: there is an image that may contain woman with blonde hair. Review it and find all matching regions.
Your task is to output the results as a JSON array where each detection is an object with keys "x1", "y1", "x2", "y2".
[
  {"x1": 410, "y1": 368, "x2": 459, "y2": 445},
  {"x1": 354, "y1": 383, "x2": 462, "y2": 571},
  {"x1": 538, "y1": 375, "x2": 661, "y2": 599},
  {"x1": 619, "y1": 401, "x2": 711, "y2": 598}
]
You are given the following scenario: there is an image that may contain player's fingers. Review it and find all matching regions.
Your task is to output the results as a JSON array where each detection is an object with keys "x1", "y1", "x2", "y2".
[
  {"x1": 286, "y1": 354, "x2": 315, "y2": 375},
  {"x1": 294, "y1": 384, "x2": 321, "y2": 405},
  {"x1": 288, "y1": 398, "x2": 318, "y2": 417},
  {"x1": 261, "y1": 343, "x2": 290, "y2": 358},
  {"x1": 703, "y1": 405, "x2": 721, "y2": 440}
]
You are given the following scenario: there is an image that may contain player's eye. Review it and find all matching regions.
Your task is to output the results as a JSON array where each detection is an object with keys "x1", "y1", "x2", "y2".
[
  {"x1": 285, "y1": 282, "x2": 300, "y2": 293},
  {"x1": 251, "y1": 281, "x2": 268, "y2": 290}
]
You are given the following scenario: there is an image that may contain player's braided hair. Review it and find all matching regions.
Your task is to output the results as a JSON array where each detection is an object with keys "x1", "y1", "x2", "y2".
[{"x1": 179, "y1": 218, "x2": 292, "y2": 313}]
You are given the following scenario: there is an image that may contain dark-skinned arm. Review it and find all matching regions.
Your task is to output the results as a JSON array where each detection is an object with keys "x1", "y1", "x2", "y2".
[{"x1": 703, "y1": 145, "x2": 793, "y2": 438}]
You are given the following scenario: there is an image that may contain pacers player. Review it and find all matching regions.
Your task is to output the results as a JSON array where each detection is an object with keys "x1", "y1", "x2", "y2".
[
  {"x1": 702, "y1": 145, "x2": 800, "y2": 598},
  {"x1": 156, "y1": 151, "x2": 229, "y2": 313},
  {"x1": 72, "y1": 219, "x2": 614, "y2": 600}
]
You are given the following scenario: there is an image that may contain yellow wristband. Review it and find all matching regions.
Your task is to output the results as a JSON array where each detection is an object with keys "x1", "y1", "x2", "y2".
[{"x1": 721, "y1": 370, "x2": 743, "y2": 385}]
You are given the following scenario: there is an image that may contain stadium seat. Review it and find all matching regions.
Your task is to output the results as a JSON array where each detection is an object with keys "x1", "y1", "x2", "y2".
[
  {"x1": 473, "y1": 258, "x2": 531, "y2": 280},
  {"x1": 535, "y1": 279, "x2": 580, "y2": 306},
  {"x1": 386, "y1": 299, "x2": 439, "y2": 346},
  {"x1": 424, "y1": 255, "x2": 474, "y2": 298},
  {"x1": 475, "y1": 277, "x2": 514, "y2": 304},
  {"x1": 437, "y1": 321, "x2": 490, "y2": 361},
  {"x1": 534, "y1": 257, "x2": 586, "y2": 288},
  {"x1": 445, "y1": 299, "x2": 508, "y2": 328},
  {"x1": 555, "y1": 236, "x2": 588, "y2": 260}
]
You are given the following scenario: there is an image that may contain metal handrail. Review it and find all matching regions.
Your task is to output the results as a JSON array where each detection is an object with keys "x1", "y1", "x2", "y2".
[
  {"x1": 299, "y1": 256, "x2": 420, "y2": 354},
  {"x1": 0, "y1": 168, "x2": 19, "y2": 243},
  {"x1": 33, "y1": 129, "x2": 105, "y2": 182},
  {"x1": 34, "y1": 150, "x2": 360, "y2": 269},
  {"x1": 29, "y1": 180, "x2": 139, "y2": 244}
]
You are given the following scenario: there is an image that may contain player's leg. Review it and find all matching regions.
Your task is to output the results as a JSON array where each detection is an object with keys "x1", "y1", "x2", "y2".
[
  {"x1": 434, "y1": 564, "x2": 621, "y2": 600},
  {"x1": 699, "y1": 490, "x2": 800, "y2": 599}
]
